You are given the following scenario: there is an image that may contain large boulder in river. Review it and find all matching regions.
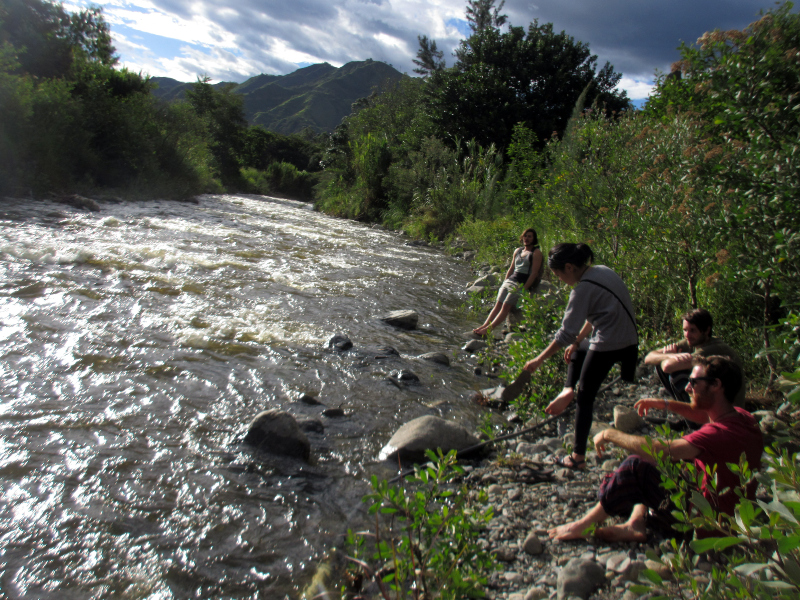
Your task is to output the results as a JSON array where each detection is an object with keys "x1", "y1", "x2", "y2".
[
  {"x1": 244, "y1": 410, "x2": 310, "y2": 461},
  {"x1": 379, "y1": 416, "x2": 479, "y2": 462},
  {"x1": 380, "y1": 310, "x2": 418, "y2": 330},
  {"x1": 417, "y1": 352, "x2": 450, "y2": 366}
]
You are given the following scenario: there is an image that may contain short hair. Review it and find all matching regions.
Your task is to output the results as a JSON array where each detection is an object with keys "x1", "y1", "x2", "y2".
[
  {"x1": 548, "y1": 243, "x2": 594, "y2": 271},
  {"x1": 692, "y1": 355, "x2": 742, "y2": 404},
  {"x1": 519, "y1": 228, "x2": 539, "y2": 246},
  {"x1": 682, "y1": 308, "x2": 713, "y2": 336}
]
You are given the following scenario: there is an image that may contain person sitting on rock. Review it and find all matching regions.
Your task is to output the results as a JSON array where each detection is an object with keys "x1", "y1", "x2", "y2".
[
  {"x1": 548, "y1": 355, "x2": 763, "y2": 542},
  {"x1": 473, "y1": 228, "x2": 543, "y2": 336},
  {"x1": 644, "y1": 308, "x2": 745, "y2": 407}
]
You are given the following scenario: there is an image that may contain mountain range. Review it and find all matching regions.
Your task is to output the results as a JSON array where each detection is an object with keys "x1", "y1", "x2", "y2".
[{"x1": 150, "y1": 60, "x2": 404, "y2": 135}]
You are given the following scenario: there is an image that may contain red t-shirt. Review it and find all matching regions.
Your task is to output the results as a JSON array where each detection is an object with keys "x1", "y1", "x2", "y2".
[{"x1": 683, "y1": 407, "x2": 764, "y2": 516}]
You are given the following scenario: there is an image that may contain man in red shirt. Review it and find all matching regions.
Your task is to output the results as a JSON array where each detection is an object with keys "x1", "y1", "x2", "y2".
[{"x1": 549, "y1": 355, "x2": 763, "y2": 542}]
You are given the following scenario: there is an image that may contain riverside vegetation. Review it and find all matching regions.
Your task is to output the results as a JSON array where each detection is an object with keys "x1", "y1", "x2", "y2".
[{"x1": 3, "y1": 0, "x2": 800, "y2": 597}]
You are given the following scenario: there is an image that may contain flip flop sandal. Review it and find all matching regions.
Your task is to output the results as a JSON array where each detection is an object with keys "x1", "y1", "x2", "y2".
[
  {"x1": 501, "y1": 369, "x2": 531, "y2": 402},
  {"x1": 556, "y1": 455, "x2": 587, "y2": 470}
]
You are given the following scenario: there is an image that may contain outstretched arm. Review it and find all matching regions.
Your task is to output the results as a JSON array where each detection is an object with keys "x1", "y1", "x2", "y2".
[
  {"x1": 635, "y1": 398, "x2": 710, "y2": 425},
  {"x1": 524, "y1": 339, "x2": 563, "y2": 373},
  {"x1": 594, "y1": 427, "x2": 701, "y2": 463}
]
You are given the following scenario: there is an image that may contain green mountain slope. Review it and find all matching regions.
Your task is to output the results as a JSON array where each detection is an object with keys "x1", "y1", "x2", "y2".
[{"x1": 150, "y1": 60, "x2": 403, "y2": 134}]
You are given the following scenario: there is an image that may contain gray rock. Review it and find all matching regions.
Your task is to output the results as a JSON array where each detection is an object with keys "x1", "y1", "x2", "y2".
[
  {"x1": 474, "y1": 274, "x2": 499, "y2": 287},
  {"x1": 388, "y1": 370, "x2": 420, "y2": 383},
  {"x1": 379, "y1": 415, "x2": 480, "y2": 462},
  {"x1": 58, "y1": 194, "x2": 100, "y2": 211},
  {"x1": 614, "y1": 405, "x2": 644, "y2": 432},
  {"x1": 244, "y1": 410, "x2": 311, "y2": 461},
  {"x1": 466, "y1": 285, "x2": 486, "y2": 294},
  {"x1": 557, "y1": 558, "x2": 606, "y2": 600},
  {"x1": 327, "y1": 334, "x2": 353, "y2": 351},
  {"x1": 517, "y1": 442, "x2": 550, "y2": 455},
  {"x1": 418, "y1": 352, "x2": 450, "y2": 366},
  {"x1": 523, "y1": 532, "x2": 544, "y2": 555},
  {"x1": 524, "y1": 587, "x2": 548, "y2": 600},
  {"x1": 296, "y1": 417, "x2": 324, "y2": 434},
  {"x1": 601, "y1": 459, "x2": 621, "y2": 472},
  {"x1": 463, "y1": 339, "x2": 487, "y2": 352},
  {"x1": 297, "y1": 393, "x2": 323, "y2": 405},
  {"x1": 494, "y1": 545, "x2": 516, "y2": 562},
  {"x1": 606, "y1": 553, "x2": 630, "y2": 573},
  {"x1": 322, "y1": 407, "x2": 346, "y2": 418},
  {"x1": 380, "y1": 310, "x2": 419, "y2": 330}
]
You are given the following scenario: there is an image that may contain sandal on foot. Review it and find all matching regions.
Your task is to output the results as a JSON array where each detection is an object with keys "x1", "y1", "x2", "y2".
[
  {"x1": 556, "y1": 455, "x2": 587, "y2": 470},
  {"x1": 501, "y1": 369, "x2": 531, "y2": 402}
]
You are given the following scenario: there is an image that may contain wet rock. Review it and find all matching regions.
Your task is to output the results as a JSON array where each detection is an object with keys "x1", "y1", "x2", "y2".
[
  {"x1": 244, "y1": 410, "x2": 310, "y2": 461},
  {"x1": 386, "y1": 370, "x2": 420, "y2": 386},
  {"x1": 557, "y1": 558, "x2": 606, "y2": 600},
  {"x1": 374, "y1": 345, "x2": 399, "y2": 358},
  {"x1": 379, "y1": 415, "x2": 480, "y2": 462},
  {"x1": 380, "y1": 310, "x2": 418, "y2": 330},
  {"x1": 466, "y1": 285, "x2": 486, "y2": 294},
  {"x1": 297, "y1": 417, "x2": 324, "y2": 434},
  {"x1": 463, "y1": 339, "x2": 487, "y2": 352},
  {"x1": 418, "y1": 352, "x2": 450, "y2": 366},
  {"x1": 322, "y1": 407, "x2": 346, "y2": 418},
  {"x1": 327, "y1": 334, "x2": 353, "y2": 351},
  {"x1": 614, "y1": 405, "x2": 644, "y2": 432},
  {"x1": 57, "y1": 194, "x2": 100, "y2": 211},
  {"x1": 297, "y1": 393, "x2": 323, "y2": 405}
]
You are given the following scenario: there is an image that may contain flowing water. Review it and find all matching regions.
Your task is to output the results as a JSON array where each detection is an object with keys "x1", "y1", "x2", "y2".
[{"x1": 0, "y1": 194, "x2": 489, "y2": 599}]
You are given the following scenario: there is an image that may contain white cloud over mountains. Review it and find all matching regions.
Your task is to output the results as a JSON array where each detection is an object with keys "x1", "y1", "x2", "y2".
[{"x1": 66, "y1": 0, "x2": 772, "y2": 100}]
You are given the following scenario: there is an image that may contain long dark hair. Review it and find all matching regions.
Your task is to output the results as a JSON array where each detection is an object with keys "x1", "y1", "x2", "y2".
[
  {"x1": 519, "y1": 228, "x2": 539, "y2": 247},
  {"x1": 548, "y1": 243, "x2": 594, "y2": 271}
]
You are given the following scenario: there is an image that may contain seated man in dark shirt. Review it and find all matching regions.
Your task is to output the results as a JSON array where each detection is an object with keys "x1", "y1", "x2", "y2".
[
  {"x1": 548, "y1": 355, "x2": 763, "y2": 542},
  {"x1": 644, "y1": 308, "x2": 745, "y2": 407}
]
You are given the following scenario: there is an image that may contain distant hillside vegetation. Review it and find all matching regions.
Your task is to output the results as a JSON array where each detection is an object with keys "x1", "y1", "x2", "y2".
[{"x1": 150, "y1": 60, "x2": 404, "y2": 135}]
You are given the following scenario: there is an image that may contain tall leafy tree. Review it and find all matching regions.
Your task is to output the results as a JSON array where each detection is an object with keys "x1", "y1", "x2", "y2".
[
  {"x1": 465, "y1": 0, "x2": 507, "y2": 33},
  {"x1": 0, "y1": 0, "x2": 116, "y2": 78},
  {"x1": 412, "y1": 35, "x2": 444, "y2": 76},
  {"x1": 427, "y1": 21, "x2": 629, "y2": 151}
]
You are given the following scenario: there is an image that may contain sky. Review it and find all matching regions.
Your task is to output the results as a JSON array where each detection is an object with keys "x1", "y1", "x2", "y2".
[{"x1": 65, "y1": 0, "x2": 777, "y2": 103}]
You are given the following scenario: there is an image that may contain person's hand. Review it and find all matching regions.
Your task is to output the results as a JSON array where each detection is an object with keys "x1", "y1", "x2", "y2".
[
  {"x1": 634, "y1": 398, "x2": 664, "y2": 416},
  {"x1": 524, "y1": 357, "x2": 542, "y2": 373},
  {"x1": 661, "y1": 343, "x2": 679, "y2": 353},
  {"x1": 563, "y1": 343, "x2": 578, "y2": 363},
  {"x1": 594, "y1": 429, "x2": 609, "y2": 457}
]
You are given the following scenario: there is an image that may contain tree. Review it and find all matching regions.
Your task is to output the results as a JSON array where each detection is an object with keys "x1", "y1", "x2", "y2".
[
  {"x1": 0, "y1": 0, "x2": 116, "y2": 78},
  {"x1": 427, "y1": 21, "x2": 629, "y2": 152},
  {"x1": 185, "y1": 77, "x2": 248, "y2": 184},
  {"x1": 465, "y1": 0, "x2": 507, "y2": 34},
  {"x1": 647, "y1": 2, "x2": 800, "y2": 380},
  {"x1": 412, "y1": 35, "x2": 444, "y2": 76}
]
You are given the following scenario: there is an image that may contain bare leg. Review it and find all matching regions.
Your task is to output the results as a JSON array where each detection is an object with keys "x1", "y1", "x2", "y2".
[
  {"x1": 545, "y1": 387, "x2": 574, "y2": 416},
  {"x1": 548, "y1": 502, "x2": 609, "y2": 541},
  {"x1": 595, "y1": 504, "x2": 648, "y2": 542},
  {"x1": 473, "y1": 301, "x2": 503, "y2": 334}
]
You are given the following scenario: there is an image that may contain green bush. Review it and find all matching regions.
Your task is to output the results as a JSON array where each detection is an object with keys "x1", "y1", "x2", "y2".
[
  {"x1": 241, "y1": 162, "x2": 317, "y2": 200},
  {"x1": 633, "y1": 437, "x2": 800, "y2": 599},
  {"x1": 344, "y1": 449, "x2": 496, "y2": 599}
]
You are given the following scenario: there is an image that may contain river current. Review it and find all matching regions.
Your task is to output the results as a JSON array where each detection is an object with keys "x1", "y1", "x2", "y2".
[{"x1": 0, "y1": 194, "x2": 489, "y2": 598}]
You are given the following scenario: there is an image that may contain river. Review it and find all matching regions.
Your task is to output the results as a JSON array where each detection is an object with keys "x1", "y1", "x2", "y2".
[{"x1": 0, "y1": 194, "x2": 489, "y2": 599}]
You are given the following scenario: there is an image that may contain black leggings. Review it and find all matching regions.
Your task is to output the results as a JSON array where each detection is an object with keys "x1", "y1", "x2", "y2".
[{"x1": 566, "y1": 344, "x2": 638, "y2": 455}]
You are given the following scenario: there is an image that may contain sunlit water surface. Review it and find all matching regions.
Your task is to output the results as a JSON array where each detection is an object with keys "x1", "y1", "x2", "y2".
[{"x1": 0, "y1": 194, "x2": 488, "y2": 599}]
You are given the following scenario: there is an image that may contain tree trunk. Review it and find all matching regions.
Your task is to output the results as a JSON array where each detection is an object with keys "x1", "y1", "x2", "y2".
[{"x1": 762, "y1": 277, "x2": 777, "y2": 386}]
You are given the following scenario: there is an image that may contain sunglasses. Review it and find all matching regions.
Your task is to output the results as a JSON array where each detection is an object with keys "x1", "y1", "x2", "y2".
[{"x1": 688, "y1": 376, "x2": 717, "y2": 386}]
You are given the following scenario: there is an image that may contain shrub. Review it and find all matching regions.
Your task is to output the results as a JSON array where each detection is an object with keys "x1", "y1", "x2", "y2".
[{"x1": 344, "y1": 449, "x2": 496, "y2": 599}]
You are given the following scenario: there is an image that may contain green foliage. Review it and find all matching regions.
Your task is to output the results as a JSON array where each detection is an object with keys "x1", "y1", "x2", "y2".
[
  {"x1": 427, "y1": 21, "x2": 630, "y2": 152},
  {"x1": 348, "y1": 449, "x2": 496, "y2": 599},
  {"x1": 241, "y1": 162, "x2": 317, "y2": 200},
  {"x1": 633, "y1": 441, "x2": 800, "y2": 599}
]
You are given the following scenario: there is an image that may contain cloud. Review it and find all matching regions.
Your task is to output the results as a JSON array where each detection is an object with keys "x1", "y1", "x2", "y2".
[{"x1": 68, "y1": 0, "x2": 773, "y2": 98}]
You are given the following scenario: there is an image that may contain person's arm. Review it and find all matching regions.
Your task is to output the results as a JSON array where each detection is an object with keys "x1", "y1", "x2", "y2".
[
  {"x1": 564, "y1": 321, "x2": 593, "y2": 362},
  {"x1": 635, "y1": 398, "x2": 710, "y2": 425},
  {"x1": 660, "y1": 353, "x2": 693, "y2": 373},
  {"x1": 524, "y1": 338, "x2": 563, "y2": 373},
  {"x1": 594, "y1": 427, "x2": 701, "y2": 463},
  {"x1": 522, "y1": 249, "x2": 542, "y2": 290},
  {"x1": 643, "y1": 342, "x2": 681, "y2": 365}
]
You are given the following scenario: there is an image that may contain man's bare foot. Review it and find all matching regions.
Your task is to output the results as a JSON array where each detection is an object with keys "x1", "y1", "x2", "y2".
[
  {"x1": 545, "y1": 388, "x2": 574, "y2": 415},
  {"x1": 548, "y1": 520, "x2": 593, "y2": 541},
  {"x1": 595, "y1": 521, "x2": 647, "y2": 542}
]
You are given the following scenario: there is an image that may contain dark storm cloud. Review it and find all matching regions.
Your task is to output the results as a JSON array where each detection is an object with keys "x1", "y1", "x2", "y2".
[{"x1": 503, "y1": 0, "x2": 770, "y2": 78}]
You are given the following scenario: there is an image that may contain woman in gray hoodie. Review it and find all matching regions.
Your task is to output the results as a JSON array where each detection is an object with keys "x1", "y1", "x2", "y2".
[{"x1": 524, "y1": 243, "x2": 638, "y2": 470}]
